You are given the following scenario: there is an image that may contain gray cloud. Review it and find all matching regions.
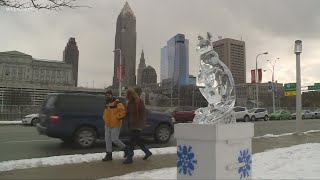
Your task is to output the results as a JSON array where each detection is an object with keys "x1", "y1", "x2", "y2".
[{"x1": 0, "y1": 0, "x2": 319, "y2": 88}]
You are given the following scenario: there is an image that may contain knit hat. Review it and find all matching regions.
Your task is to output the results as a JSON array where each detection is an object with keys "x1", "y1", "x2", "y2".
[{"x1": 133, "y1": 86, "x2": 142, "y2": 97}]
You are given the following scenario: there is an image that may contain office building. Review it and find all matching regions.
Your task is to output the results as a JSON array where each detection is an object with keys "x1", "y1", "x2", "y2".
[
  {"x1": 161, "y1": 34, "x2": 189, "y2": 86},
  {"x1": 212, "y1": 38, "x2": 246, "y2": 85},
  {"x1": 112, "y1": 2, "x2": 137, "y2": 88}
]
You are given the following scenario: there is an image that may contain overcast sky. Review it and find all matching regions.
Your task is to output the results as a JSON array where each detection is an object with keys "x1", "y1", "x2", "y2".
[{"x1": 1, "y1": 0, "x2": 320, "y2": 88}]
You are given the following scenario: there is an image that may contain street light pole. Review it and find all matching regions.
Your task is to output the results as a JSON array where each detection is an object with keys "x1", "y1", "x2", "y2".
[
  {"x1": 255, "y1": 52, "x2": 268, "y2": 108},
  {"x1": 114, "y1": 49, "x2": 122, "y2": 97},
  {"x1": 295, "y1": 40, "x2": 302, "y2": 134},
  {"x1": 268, "y1": 58, "x2": 279, "y2": 113}
]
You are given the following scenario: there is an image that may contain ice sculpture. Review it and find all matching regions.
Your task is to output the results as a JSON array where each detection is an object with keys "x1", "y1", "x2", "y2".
[{"x1": 193, "y1": 32, "x2": 236, "y2": 124}]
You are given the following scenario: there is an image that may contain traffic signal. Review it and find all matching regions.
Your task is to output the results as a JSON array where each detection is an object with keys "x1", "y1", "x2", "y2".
[{"x1": 268, "y1": 81, "x2": 273, "y2": 92}]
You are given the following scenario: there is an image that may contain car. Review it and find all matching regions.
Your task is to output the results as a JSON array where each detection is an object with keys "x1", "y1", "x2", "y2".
[
  {"x1": 248, "y1": 108, "x2": 269, "y2": 121},
  {"x1": 22, "y1": 113, "x2": 39, "y2": 126},
  {"x1": 313, "y1": 109, "x2": 320, "y2": 118},
  {"x1": 291, "y1": 110, "x2": 315, "y2": 119},
  {"x1": 269, "y1": 110, "x2": 291, "y2": 120},
  {"x1": 232, "y1": 106, "x2": 250, "y2": 122},
  {"x1": 167, "y1": 106, "x2": 197, "y2": 123},
  {"x1": 37, "y1": 93, "x2": 174, "y2": 148}
]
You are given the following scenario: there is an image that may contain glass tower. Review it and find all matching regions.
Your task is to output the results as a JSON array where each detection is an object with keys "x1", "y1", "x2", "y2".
[{"x1": 161, "y1": 34, "x2": 189, "y2": 86}]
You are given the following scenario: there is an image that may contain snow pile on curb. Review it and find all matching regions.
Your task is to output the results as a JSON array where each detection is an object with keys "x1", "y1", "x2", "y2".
[
  {"x1": 0, "y1": 147, "x2": 176, "y2": 172},
  {"x1": 104, "y1": 143, "x2": 320, "y2": 180},
  {"x1": 0, "y1": 121, "x2": 22, "y2": 125},
  {"x1": 254, "y1": 129, "x2": 320, "y2": 138}
]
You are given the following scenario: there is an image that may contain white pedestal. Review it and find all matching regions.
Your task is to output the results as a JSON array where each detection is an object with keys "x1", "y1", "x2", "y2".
[{"x1": 175, "y1": 123, "x2": 254, "y2": 180}]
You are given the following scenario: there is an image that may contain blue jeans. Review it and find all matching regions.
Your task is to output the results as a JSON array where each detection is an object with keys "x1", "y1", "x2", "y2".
[
  {"x1": 105, "y1": 127, "x2": 126, "y2": 153},
  {"x1": 127, "y1": 129, "x2": 150, "y2": 159}
]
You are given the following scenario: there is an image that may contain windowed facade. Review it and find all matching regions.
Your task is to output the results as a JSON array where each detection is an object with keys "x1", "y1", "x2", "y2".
[{"x1": 0, "y1": 51, "x2": 73, "y2": 86}]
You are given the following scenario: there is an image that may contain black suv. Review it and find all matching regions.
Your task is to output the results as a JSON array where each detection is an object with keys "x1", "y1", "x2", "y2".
[{"x1": 37, "y1": 93, "x2": 174, "y2": 148}]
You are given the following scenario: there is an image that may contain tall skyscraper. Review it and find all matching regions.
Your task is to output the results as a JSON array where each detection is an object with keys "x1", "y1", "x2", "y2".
[
  {"x1": 160, "y1": 46, "x2": 168, "y2": 83},
  {"x1": 211, "y1": 38, "x2": 246, "y2": 85},
  {"x1": 161, "y1": 34, "x2": 189, "y2": 86},
  {"x1": 137, "y1": 50, "x2": 146, "y2": 85},
  {"x1": 112, "y1": 2, "x2": 137, "y2": 89},
  {"x1": 63, "y1": 37, "x2": 79, "y2": 87}
]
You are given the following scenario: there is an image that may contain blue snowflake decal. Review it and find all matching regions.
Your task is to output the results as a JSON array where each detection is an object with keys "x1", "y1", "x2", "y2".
[
  {"x1": 177, "y1": 144, "x2": 198, "y2": 176},
  {"x1": 238, "y1": 149, "x2": 252, "y2": 179}
]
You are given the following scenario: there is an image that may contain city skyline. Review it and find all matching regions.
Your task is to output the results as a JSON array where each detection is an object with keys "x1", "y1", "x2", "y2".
[{"x1": 1, "y1": 0, "x2": 320, "y2": 88}]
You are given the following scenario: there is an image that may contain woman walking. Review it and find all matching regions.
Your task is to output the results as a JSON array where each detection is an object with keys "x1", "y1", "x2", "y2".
[{"x1": 123, "y1": 87, "x2": 152, "y2": 164}]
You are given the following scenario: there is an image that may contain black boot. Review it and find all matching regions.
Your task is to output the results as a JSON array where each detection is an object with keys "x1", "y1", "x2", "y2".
[
  {"x1": 123, "y1": 146, "x2": 129, "y2": 158},
  {"x1": 102, "y1": 152, "x2": 112, "y2": 162},
  {"x1": 141, "y1": 146, "x2": 152, "y2": 160},
  {"x1": 122, "y1": 157, "x2": 133, "y2": 164},
  {"x1": 123, "y1": 149, "x2": 133, "y2": 164}
]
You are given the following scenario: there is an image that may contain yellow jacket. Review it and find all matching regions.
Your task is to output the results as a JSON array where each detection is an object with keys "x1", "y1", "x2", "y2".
[{"x1": 103, "y1": 99, "x2": 126, "y2": 128}]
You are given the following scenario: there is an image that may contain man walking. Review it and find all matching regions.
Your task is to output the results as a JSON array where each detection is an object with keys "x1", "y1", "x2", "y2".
[
  {"x1": 123, "y1": 87, "x2": 152, "y2": 164},
  {"x1": 102, "y1": 90, "x2": 128, "y2": 161}
]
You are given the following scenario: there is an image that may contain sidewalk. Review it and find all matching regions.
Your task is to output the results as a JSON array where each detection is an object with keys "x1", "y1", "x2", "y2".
[{"x1": 1, "y1": 132, "x2": 320, "y2": 180}]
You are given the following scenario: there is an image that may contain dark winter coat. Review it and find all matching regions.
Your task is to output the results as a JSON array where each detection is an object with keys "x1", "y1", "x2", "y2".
[{"x1": 126, "y1": 88, "x2": 146, "y2": 130}]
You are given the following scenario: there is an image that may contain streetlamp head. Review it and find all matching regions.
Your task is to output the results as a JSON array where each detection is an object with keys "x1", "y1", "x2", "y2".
[
  {"x1": 263, "y1": 52, "x2": 268, "y2": 55},
  {"x1": 295, "y1": 40, "x2": 302, "y2": 54},
  {"x1": 113, "y1": 48, "x2": 121, "y2": 52}
]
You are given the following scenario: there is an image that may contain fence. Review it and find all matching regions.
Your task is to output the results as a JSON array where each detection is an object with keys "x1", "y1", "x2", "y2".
[
  {"x1": 0, "y1": 105, "x2": 41, "y2": 121},
  {"x1": 262, "y1": 107, "x2": 319, "y2": 113}
]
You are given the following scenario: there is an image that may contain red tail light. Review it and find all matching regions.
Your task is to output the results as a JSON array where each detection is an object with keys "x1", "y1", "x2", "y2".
[{"x1": 49, "y1": 113, "x2": 62, "y2": 123}]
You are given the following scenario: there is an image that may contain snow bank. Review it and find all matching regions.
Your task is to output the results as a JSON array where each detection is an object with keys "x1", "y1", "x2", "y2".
[
  {"x1": 0, "y1": 121, "x2": 22, "y2": 125},
  {"x1": 0, "y1": 147, "x2": 176, "y2": 172},
  {"x1": 254, "y1": 129, "x2": 320, "y2": 138},
  {"x1": 104, "y1": 143, "x2": 320, "y2": 180},
  {"x1": 253, "y1": 143, "x2": 320, "y2": 179}
]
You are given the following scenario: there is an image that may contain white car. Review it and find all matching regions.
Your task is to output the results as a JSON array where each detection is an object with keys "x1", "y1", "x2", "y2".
[
  {"x1": 291, "y1": 110, "x2": 315, "y2": 119},
  {"x1": 312, "y1": 109, "x2": 320, "y2": 118},
  {"x1": 249, "y1": 108, "x2": 269, "y2": 121},
  {"x1": 232, "y1": 106, "x2": 251, "y2": 122},
  {"x1": 22, "y1": 114, "x2": 39, "y2": 126}
]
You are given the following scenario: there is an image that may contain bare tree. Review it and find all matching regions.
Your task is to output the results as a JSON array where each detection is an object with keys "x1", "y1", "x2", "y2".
[{"x1": 0, "y1": 0, "x2": 86, "y2": 10}]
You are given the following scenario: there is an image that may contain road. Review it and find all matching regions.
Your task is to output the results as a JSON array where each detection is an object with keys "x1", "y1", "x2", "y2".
[{"x1": 1, "y1": 119, "x2": 320, "y2": 162}]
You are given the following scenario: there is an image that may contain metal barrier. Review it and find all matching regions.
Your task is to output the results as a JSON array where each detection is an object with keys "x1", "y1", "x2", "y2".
[{"x1": 0, "y1": 105, "x2": 41, "y2": 121}]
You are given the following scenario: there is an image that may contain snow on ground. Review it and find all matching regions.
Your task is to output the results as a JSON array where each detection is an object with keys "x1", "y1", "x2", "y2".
[
  {"x1": 0, "y1": 147, "x2": 176, "y2": 172},
  {"x1": 253, "y1": 129, "x2": 320, "y2": 138},
  {"x1": 104, "y1": 143, "x2": 320, "y2": 180},
  {"x1": 0, "y1": 121, "x2": 22, "y2": 125}
]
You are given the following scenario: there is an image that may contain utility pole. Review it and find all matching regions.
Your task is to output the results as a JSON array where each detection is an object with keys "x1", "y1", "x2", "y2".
[
  {"x1": 267, "y1": 58, "x2": 279, "y2": 112},
  {"x1": 295, "y1": 40, "x2": 302, "y2": 134},
  {"x1": 113, "y1": 49, "x2": 122, "y2": 97},
  {"x1": 255, "y1": 52, "x2": 268, "y2": 108},
  {"x1": 170, "y1": 79, "x2": 173, "y2": 107}
]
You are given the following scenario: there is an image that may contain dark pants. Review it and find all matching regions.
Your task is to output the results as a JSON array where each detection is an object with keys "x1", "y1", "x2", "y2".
[{"x1": 127, "y1": 129, "x2": 150, "y2": 159}]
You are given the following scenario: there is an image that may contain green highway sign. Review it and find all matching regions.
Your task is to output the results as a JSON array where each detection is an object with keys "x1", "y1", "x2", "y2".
[
  {"x1": 308, "y1": 86, "x2": 320, "y2": 91},
  {"x1": 284, "y1": 83, "x2": 296, "y2": 92},
  {"x1": 315, "y1": 83, "x2": 320, "y2": 86}
]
